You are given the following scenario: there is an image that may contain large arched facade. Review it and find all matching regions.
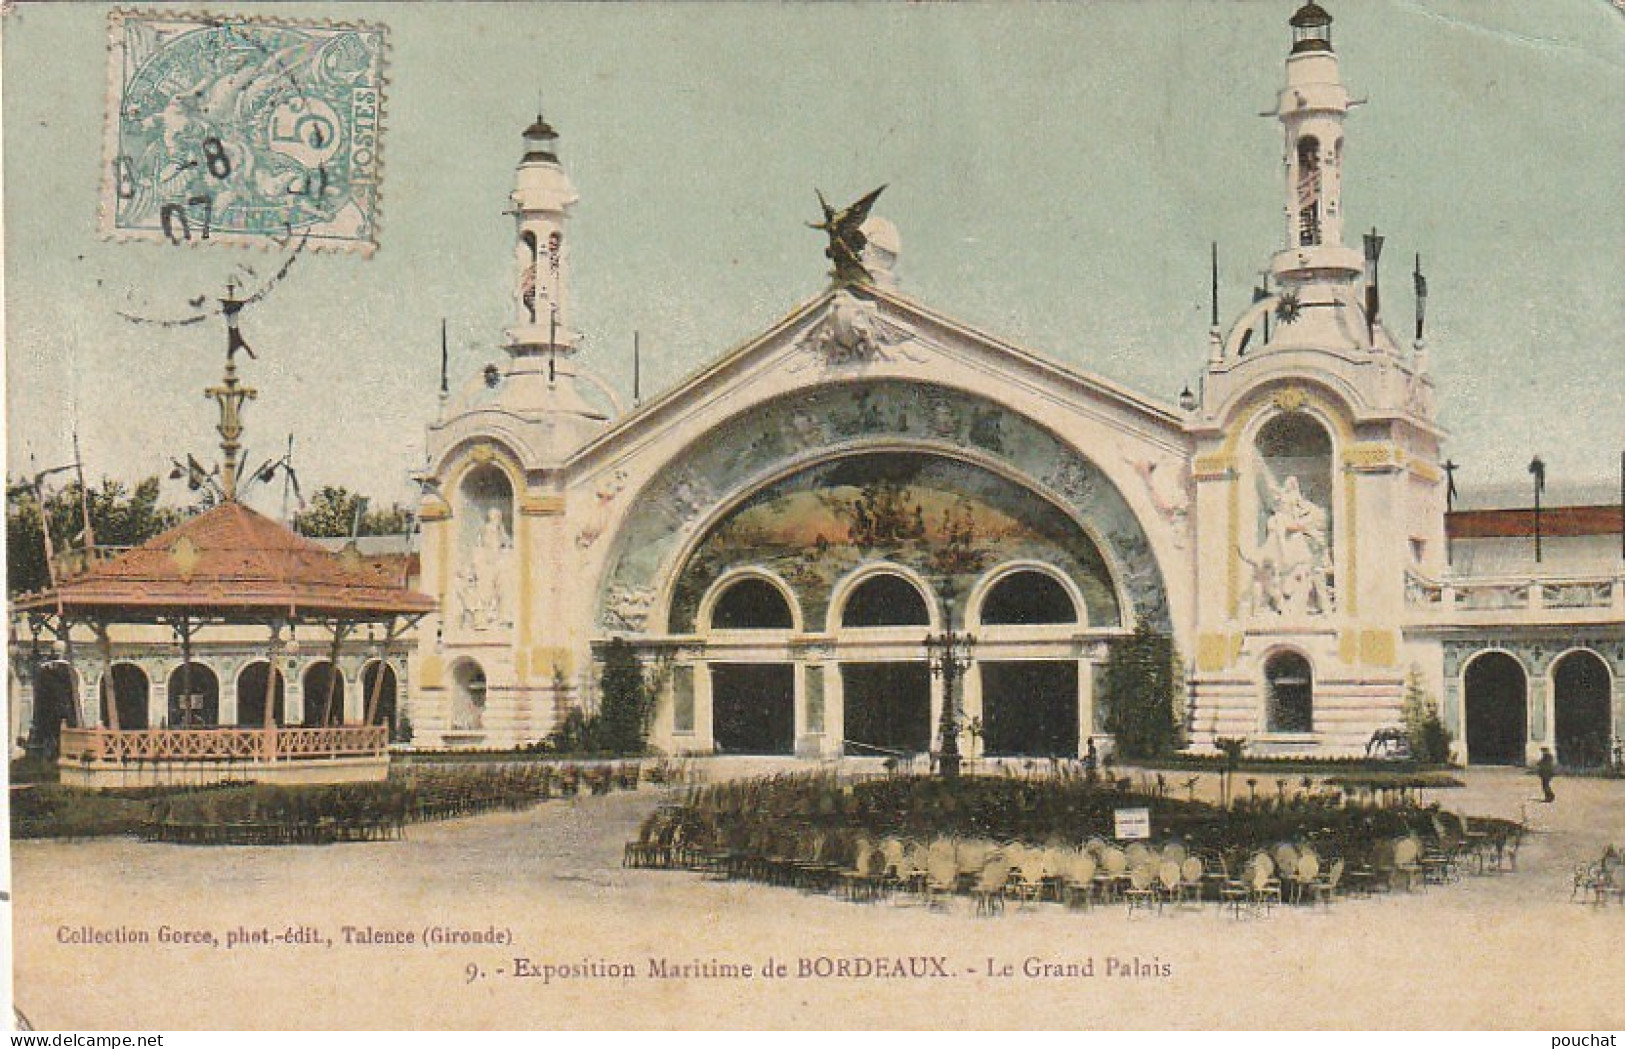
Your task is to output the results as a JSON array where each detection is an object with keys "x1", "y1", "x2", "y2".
[{"x1": 593, "y1": 380, "x2": 1173, "y2": 760}]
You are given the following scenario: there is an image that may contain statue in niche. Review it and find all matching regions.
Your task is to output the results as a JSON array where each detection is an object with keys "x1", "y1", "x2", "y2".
[
  {"x1": 1243, "y1": 474, "x2": 1334, "y2": 617},
  {"x1": 456, "y1": 508, "x2": 512, "y2": 631}
]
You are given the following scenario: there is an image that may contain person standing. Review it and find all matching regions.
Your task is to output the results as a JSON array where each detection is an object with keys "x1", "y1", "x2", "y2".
[{"x1": 1536, "y1": 747, "x2": 1557, "y2": 803}]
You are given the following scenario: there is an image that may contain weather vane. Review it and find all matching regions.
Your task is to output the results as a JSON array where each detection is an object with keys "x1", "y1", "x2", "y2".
[{"x1": 808, "y1": 185, "x2": 886, "y2": 286}]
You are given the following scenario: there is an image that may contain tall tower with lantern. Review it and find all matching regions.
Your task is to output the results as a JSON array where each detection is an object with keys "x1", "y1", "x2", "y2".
[
  {"x1": 412, "y1": 111, "x2": 615, "y2": 748},
  {"x1": 1183, "y1": 3, "x2": 1448, "y2": 756}
]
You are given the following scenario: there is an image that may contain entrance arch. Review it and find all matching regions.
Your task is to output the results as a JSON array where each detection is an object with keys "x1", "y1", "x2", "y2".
[
  {"x1": 1464, "y1": 651, "x2": 1527, "y2": 765},
  {"x1": 302, "y1": 661, "x2": 345, "y2": 726},
  {"x1": 1553, "y1": 650, "x2": 1611, "y2": 769},
  {"x1": 167, "y1": 663, "x2": 220, "y2": 728},
  {"x1": 236, "y1": 661, "x2": 286, "y2": 727},
  {"x1": 31, "y1": 663, "x2": 79, "y2": 755},
  {"x1": 100, "y1": 663, "x2": 150, "y2": 730},
  {"x1": 361, "y1": 661, "x2": 400, "y2": 738}
]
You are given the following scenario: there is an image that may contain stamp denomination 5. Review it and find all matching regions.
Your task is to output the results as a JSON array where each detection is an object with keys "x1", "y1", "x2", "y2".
[{"x1": 101, "y1": 9, "x2": 387, "y2": 255}]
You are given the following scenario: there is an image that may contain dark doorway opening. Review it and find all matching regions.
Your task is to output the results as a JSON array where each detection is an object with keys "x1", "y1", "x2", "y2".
[
  {"x1": 237, "y1": 662, "x2": 286, "y2": 727},
  {"x1": 980, "y1": 661, "x2": 1078, "y2": 757},
  {"x1": 1554, "y1": 650, "x2": 1611, "y2": 769},
  {"x1": 302, "y1": 662, "x2": 345, "y2": 726},
  {"x1": 31, "y1": 664, "x2": 79, "y2": 757},
  {"x1": 101, "y1": 664, "x2": 149, "y2": 730},
  {"x1": 711, "y1": 663, "x2": 795, "y2": 755},
  {"x1": 1464, "y1": 652, "x2": 1527, "y2": 765},
  {"x1": 363, "y1": 662, "x2": 400, "y2": 739},
  {"x1": 167, "y1": 663, "x2": 220, "y2": 728},
  {"x1": 842, "y1": 662, "x2": 931, "y2": 756}
]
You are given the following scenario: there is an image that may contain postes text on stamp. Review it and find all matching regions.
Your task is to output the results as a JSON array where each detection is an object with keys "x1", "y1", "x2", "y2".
[{"x1": 101, "y1": 10, "x2": 386, "y2": 255}]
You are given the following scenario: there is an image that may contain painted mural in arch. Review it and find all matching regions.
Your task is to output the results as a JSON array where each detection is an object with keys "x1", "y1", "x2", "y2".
[
  {"x1": 597, "y1": 380, "x2": 1171, "y2": 635},
  {"x1": 668, "y1": 452, "x2": 1121, "y2": 634}
]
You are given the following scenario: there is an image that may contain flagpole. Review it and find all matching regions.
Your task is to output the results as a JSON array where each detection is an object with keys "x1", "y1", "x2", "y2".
[{"x1": 72, "y1": 431, "x2": 95, "y2": 562}]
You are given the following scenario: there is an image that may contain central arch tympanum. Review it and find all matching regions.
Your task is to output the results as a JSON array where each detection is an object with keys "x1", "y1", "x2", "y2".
[
  {"x1": 669, "y1": 452, "x2": 1123, "y2": 633},
  {"x1": 596, "y1": 380, "x2": 1170, "y2": 636}
]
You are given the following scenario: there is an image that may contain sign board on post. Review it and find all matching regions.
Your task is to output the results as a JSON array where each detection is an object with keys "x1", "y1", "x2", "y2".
[{"x1": 1114, "y1": 806, "x2": 1151, "y2": 840}]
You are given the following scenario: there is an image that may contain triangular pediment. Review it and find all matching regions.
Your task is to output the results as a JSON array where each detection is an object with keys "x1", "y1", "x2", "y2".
[{"x1": 568, "y1": 282, "x2": 1185, "y2": 475}]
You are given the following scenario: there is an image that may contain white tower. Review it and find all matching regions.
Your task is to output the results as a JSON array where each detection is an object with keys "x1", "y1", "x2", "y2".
[
  {"x1": 472, "y1": 111, "x2": 613, "y2": 462},
  {"x1": 1272, "y1": 3, "x2": 1361, "y2": 291},
  {"x1": 509, "y1": 113, "x2": 577, "y2": 353},
  {"x1": 1183, "y1": 3, "x2": 1448, "y2": 757}
]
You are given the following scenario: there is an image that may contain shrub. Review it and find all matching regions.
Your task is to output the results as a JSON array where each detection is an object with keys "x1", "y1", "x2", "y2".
[
  {"x1": 1100, "y1": 622, "x2": 1178, "y2": 759},
  {"x1": 1401, "y1": 666, "x2": 1452, "y2": 765}
]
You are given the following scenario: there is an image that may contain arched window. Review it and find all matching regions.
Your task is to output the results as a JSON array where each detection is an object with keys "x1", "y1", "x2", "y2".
[
  {"x1": 1266, "y1": 651, "x2": 1313, "y2": 733},
  {"x1": 710, "y1": 578, "x2": 794, "y2": 630},
  {"x1": 841, "y1": 574, "x2": 929, "y2": 628},
  {"x1": 1296, "y1": 136, "x2": 1322, "y2": 246},
  {"x1": 980, "y1": 570, "x2": 1078, "y2": 626}
]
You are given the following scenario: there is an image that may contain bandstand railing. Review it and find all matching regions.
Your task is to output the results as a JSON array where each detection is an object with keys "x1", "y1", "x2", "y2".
[{"x1": 57, "y1": 725, "x2": 388, "y2": 764}]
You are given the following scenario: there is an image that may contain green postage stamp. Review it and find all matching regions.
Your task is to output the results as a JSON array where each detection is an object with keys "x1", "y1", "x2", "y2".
[{"x1": 100, "y1": 10, "x2": 386, "y2": 254}]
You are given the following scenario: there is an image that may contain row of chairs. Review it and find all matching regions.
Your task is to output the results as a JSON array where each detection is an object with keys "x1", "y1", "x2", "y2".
[
  {"x1": 1571, "y1": 845, "x2": 1625, "y2": 906},
  {"x1": 824, "y1": 835, "x2": 1349, "y2": 917}
]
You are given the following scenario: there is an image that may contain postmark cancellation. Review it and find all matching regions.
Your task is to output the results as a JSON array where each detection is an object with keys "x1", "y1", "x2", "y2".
[{"x1": 100, "y1": 9, "x2": 386, "y2": 255}]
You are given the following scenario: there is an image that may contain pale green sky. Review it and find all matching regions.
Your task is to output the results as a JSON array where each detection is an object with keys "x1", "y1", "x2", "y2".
[{"x1": 4, "y1": 1, "x2": 1622, "y2": 509}]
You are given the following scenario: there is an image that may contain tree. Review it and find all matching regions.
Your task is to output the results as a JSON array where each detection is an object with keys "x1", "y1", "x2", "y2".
[
  {"x1": 1402, "y1": 665, "x2": 1452, "y2": 765},
  {"x1": 1100, "y1": 621, "x2": 1179, "y2": 760},
  {"x1": 7, "y1": 476, "x2": 180, "y2": 595},
  {"x1": 292, "y1": 486, "x2": 411, "y2": 538},
  {"x1": 544, "y1": 641, "x2": 656, "y2": 756},
  {"x1": 598, "y1": 639, "x2": 655, "y2": 755}
]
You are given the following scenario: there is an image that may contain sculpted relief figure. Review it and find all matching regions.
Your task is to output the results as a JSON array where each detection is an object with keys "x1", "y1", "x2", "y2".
[
  {"x1": 1242, "y1": 474, "x2": 1334, "y2": 618},
  {"x1": 456, "y1": 508, "x2": 512, "y2": 631}
]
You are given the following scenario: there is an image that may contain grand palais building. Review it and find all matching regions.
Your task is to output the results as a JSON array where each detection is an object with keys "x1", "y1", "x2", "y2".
[{"x1": 12, "y1": 4, "x2": 1624, "y2": 773}]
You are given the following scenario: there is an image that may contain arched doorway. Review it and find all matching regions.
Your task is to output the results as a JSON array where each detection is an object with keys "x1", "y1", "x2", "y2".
[
  {"x1": 1464, "y1": 652, "x2": 1527, "y2": 765},
  {"x1": 839, "y1": 572, "x2": 932, "y2": 757},
  {"x1": 1265, "y1": 651, "x2": 1314, "y2": 733},
  {"x1": 302, "y1": 661, "x2": 345, "y2": 726},
  {"x1": 236, "y1": 662, "x2": 286, "y2": 727},
  {"x1": 30, "y1": 663, "x2": 79, "y2": 756},
  {"x1": 100, "y1": 663, "x2": 149, "y2": 730},
  {"x1": 167, "y1": 663, "x2": 219, "y2": 728},
  {"x1": 978, "y1": 569, "x2": 1080, "y2": 757},
  {"x1": 362, "y1": 661, "x2": 400, "y2": 738},
  {"x1": 1554, "y1": 650, "x2": 1611, "y2": 769},
  {"x1": 707, "y1": 578, "x2": 796, "y2": 755}
]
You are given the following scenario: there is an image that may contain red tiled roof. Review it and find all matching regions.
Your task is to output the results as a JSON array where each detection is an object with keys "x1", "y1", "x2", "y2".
[
  {"x1": 1447, "y1": 505, "x2": 1625, "y2": 540},
  {"x1": 13, "y1": 501, "x2": 435, "y2": 619}
]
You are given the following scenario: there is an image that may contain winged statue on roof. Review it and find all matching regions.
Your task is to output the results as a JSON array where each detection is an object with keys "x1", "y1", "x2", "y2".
[{"x1": 808, "y1": 185, "x2": 887, "y2": 285}]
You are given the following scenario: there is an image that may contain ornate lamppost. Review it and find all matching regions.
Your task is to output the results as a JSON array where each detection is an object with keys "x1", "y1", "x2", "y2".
[{"x1": 925, "y1": 595, "x2": 975, "y2": 778}]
